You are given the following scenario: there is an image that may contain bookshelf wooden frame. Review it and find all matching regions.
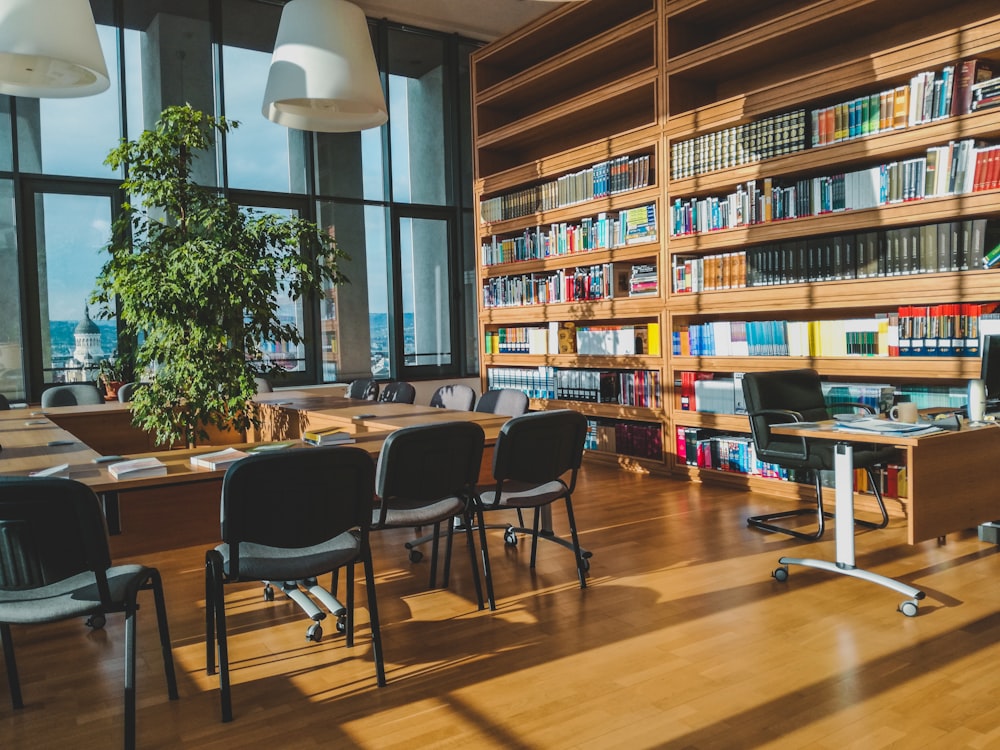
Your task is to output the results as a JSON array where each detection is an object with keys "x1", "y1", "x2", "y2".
[{"x1": 473, "y1": 0, "x2": 1000, "y2": 487}]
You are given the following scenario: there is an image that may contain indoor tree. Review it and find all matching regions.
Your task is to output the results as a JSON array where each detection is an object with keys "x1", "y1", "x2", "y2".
[{"x1": 93, "y1": 104, "x2": 346, "y2": 446}]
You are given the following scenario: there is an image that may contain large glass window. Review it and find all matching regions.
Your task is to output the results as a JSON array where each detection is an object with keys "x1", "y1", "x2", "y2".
[
  {"x1": 397, "y1": 215, "x2": 452, "y2": 368},
  {"x1": 0, "y1": 179, "x2": 23, "y2": 400},
  {"x1": 29, "y1": 191, "x2": 116, "y2": 385},
  {"x1": 388, "y1": 30, "x2": 449, "y2": 206},
  {"x1": 0, "y1": 97, "x2": 12, "y2": 172}
]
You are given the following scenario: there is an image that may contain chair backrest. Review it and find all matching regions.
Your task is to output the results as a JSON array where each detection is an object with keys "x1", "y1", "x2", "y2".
[
  {"x1": 254, "y1": 376, "x2": 273, "y2": 394},
  {"x1": 0, "y1": 477, "x2": 113, "y2": 604},
  {"x1": 491, "y1": 409, "x2": 587, "y2": 489},
  {"x1": 40, "y1": 383, "x2": 104, "y2": 408},
  {"x1": 374, "y1": 421, "x2": 485, "y2": 523},
  {"x1": 428, "y1": 383, "x2": 476, "y2": 411},
  {"x1": 378, "y1": 381, "x2": 416, "y2": 404},
  {"x1": 117, "y1": 381, "x2": 139, "y2": 402},
  {"x1": 220, "y1": 446, "x2": 376, "y2": 578},
  {"x1": 475, "y1": 388, "x2": 529, "y2": 417},
  {"x1": 741, "y1": 369, "x2": 829, "y2": 461},
  {"x1": 347, "y1": 379, "x2": 379, "y2": 401},
  {"x1": 0, "y1": 394, "x2": 9, "y2": 410}
]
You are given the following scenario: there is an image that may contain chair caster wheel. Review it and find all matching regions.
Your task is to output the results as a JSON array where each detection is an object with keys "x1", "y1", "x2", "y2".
[
  {"x1": 263, "y1": 584, "x2": 274, "y2": 602},
  {"x1": 336, "y1": 614, "x2": 347, "y2": 634},
  {"x1": 899, "y1": 600, "x2": 919, "y2": 617},
  {"x1": 504, "y1": 528, "x2": 517, "y2": 546},
  {"x1": 408, "y1": 548, "x2": 423, "y2": 563},
  {"x1": 86, "y1": 614, "x2": 106, "y2": 629},
  {"x1": 772, "y1": 566, "x2": 789, "y2": 582},
  {"x1": 306, "y1": 622, "x2": 323, "y2": 642}
]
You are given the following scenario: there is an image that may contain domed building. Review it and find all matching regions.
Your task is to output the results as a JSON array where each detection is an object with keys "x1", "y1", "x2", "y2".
[{"x1": 66, "y1": 305, "x2": 104, "y2": 382}]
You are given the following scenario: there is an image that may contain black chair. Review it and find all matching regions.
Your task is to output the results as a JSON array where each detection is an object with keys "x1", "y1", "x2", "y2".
[
  {"x1": 429, "y1": 383, "x2": 475, "y2": 411},
  {"x1": 205, "y1": 446, "x2": 385, "y2": 722},
  {"x1": 40, "y1": 382, "x2": 104, "y2": 407},
  {"x1": 473, "y1": 410, "x2": 591, "y2": 609},
  {"x1": 475, "y1": 388, "x2": 529, "y2": 417},
  {"x1": 117, "y1": 381, "x2": 140, "y2": 402},
  {"x1": 742, "y1": 369, "x2": 893, "y2": 541},
  {"x1": 253, "y1": 376, "x2": 273, "y2": 394},
  {"x1": 372, "y1": 422, "x2": 487, "y2": 609},
  {"x1": 378, "y1": 381, "x2": 416, "y2": 404},
  {"x1": 0, "y1": 477, "x2": 178, "y2": 749},
  {"x1": 346, "y1": 378, "x2": 379, "y2": 400},
  {"x1": 0, "y1": 394, "x2": 9, "y2": 410}
]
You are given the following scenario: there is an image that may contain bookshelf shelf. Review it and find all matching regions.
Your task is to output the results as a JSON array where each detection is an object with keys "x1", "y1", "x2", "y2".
[
  {"x1": 484, "y1": 353, "x2": 662, "y2": 370},
  {"x1": 527, "y1": 398, "x2": 662, "y2": 423},
  {"x1": 480, "y1": 186, "x2": 661, "y2": 236},
  {"x1": 669, "y1": 355, "x2": 982, "y2": 380},
  {"x1": 482, "y1": 241, "x2": 659, "y2": 278},
  {"x1": 480, "y1": 297, "x2": 663, "y2": 326}
]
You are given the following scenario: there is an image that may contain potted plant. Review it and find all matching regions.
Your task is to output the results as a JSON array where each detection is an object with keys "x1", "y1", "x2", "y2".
[
  {"x1": 97, "y1": 351, "x2": 133, "y2": 401},
  {"x1": 92, "y1": 105, "x2": 346, "y2": 446}
]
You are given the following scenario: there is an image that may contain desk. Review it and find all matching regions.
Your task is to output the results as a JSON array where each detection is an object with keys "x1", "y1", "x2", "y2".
[{"x1": 770, "y1": 420, "x2": 1000, "y2": 615}]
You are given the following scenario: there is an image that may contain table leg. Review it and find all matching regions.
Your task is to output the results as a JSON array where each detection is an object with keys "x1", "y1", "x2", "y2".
[{"x1": 776, "y1": 442, "x2": 925, "y2": 616}]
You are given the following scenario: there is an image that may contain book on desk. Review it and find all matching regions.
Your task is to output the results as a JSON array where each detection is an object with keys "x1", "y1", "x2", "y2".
[
  {"x1": 301, "y1": 425, "x2": 356, "y2": 446},
  {"x1": 108, "y1": 457, "x2": 167, "y2": 480},
  {"x1": 190, "y1": 447, "x2": 251, "y2": 470}
]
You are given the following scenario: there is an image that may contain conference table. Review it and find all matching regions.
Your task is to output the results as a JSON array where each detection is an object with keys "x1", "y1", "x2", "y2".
[
  {"x1": 0, "y1": 391, "x2": 512, "y2": 548},
  {"x1": 769, "y1": 418, "x2": 1000, "y2": 616}
]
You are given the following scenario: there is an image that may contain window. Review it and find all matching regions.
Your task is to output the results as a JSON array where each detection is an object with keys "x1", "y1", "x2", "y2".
[{"x1": 0, "y1": 179, "x2": 22, "y2": 400}]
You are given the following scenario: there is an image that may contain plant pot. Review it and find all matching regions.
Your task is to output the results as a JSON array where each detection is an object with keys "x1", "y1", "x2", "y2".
[{"x1": 103, "y1": 380, "x2": 124, "y2": 401}]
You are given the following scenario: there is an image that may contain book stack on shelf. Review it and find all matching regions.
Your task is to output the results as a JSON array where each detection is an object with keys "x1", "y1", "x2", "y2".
[
  {"x1": 627, "y1": 263, "x2": 658, "y2": 297},
  {"x1": 587, "y1": 418, "x2": 662, "y2": 461},
  {"x1": 554, "y1": 368, "x2": 661, "y2": 408}
]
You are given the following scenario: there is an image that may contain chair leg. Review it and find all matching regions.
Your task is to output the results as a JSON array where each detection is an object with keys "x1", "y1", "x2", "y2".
[
  {"x1": 529, "y1": 508, "x2": 541, "y2": 568},
  {"x1": 205, "y1": 554, "x2": 216, "y2": 676},
  {"x1": 475, "y1": 506, "x2": 496, "y2": 611},
  {"x1": 855, "y1": 468, "x2": 890, "y2": 529},
  {"x1": 563, "y1": 494, "x2": 587, "y2": 589},
  {"x1": 146, "y1": 569, "x2": 179, "y2": 700},
  {"x1": 345, "y1": 563, "x2": 355, "y2": 649},
  {"x1": 746, "y1": 471, "x2": 829, "y2": 541},
  {"x1": 442, "y1": 518, "x2": 456, "y2": 589},
  {"x1": 463, "y1": 510, "x2": 485, "y2": 610},
  {"x1": 205, "y1": 550, "x2": 232, "y2": 722},
  {"x1": 124, "y1": 597, "x2": 138, "y2": 750},
  {"x1": 1, "y1": 623, "x2": 22, "y2": 709},
  {"x1": 428, "y1": 521, "x2": 441, "y2": 589},
  {"x1": 362, "y1": 545, "x2": 387, "y2": 687}
]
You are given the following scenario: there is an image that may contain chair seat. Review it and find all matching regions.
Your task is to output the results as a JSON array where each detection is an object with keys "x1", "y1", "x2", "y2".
[
  {"x1": 478, "y1": 480, "x2": 567, "y2": 509},
  {"x1": 215, "y1": 534, "x2": 359, "y2": 582},
  {"x1": 0, "y1": 564, "x2": 148, "y2": 624},
  {"x1": 372, "y1": 496, "x2": 466, "y2": 528}
]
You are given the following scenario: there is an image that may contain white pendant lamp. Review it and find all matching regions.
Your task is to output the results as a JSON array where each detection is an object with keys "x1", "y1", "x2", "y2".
[
  {"x1": 262, "y1": 0, "x2": 387, "y2": 132},
  {"x1": 0, "y1": 0, "x2": 110, "y2": 98}
]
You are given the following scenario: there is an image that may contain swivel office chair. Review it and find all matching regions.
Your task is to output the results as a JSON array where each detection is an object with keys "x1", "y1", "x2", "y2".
[
  {"x1": 742, "y1": 369, "x2": 893, "y2": 540},
  {"x1": 346, "y1": 378, "x2": 379, "y2": 400},
  {"x1": 378, "y1": 381, "x2": 416, "y2": 404}
]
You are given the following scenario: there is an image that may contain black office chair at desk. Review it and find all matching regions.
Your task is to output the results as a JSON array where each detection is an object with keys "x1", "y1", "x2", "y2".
[
  {"x1": 742, "y1": 368, "x2": 893, "y2": 541},
  {"x1": 40, "y1": 382, "x2": 104, "y2": 407}
]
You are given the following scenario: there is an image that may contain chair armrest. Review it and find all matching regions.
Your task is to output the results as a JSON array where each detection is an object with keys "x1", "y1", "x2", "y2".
[
  {"x1": 746, "y1": 409, "x2": 809, "y2": 461},
  {"x1": 829, "y1": 401, "x2": 877, "y2": 416},
  {"x1": 746, "y1": 408, "x2": 805, "y2": 423}
]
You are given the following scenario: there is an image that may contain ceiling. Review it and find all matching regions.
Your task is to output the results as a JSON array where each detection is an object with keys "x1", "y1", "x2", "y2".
[{"x1": 350, "y1": 0, "x2": 563, "y2": 41}]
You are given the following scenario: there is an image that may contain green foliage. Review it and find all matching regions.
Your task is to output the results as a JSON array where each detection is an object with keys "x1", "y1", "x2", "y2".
[{"x1": 93, "y1": 105, "x2": 346, "y2": 446}]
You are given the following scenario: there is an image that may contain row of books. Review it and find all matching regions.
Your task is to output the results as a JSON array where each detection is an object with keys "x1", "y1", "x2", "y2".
[
  {"x1": 627, "y1": 263, "x2": 658, "y2": 297},
  {"x1": 479, "y1": 153, "x2": 653, "y2": 224},
  {"x1": 553, "y1": 368, "x2": 661, "y2": 408},
  {"x1": 479, "y1": 321, "x2": 661, "y2": 357},
  {"x1": 481, "y1": 263, "x2": 618, "y2": 308},
  {"x1": 587, "y1": 419, "x2": 662, "y2": 461},
  {"x1": 675, "y1": 426, "x2": 909, "y2": 498},
  {"x1": 673, "y1": 303, "x2": 998, "y2": 358},
  {"x1": 669, "y1": 110, "x2": 807, "y2": 180},
  {"x1": 671, "y1": 219, "x2": 1000, "y2": 293},
  {"x1": 971, "y1": 74, "x2": 1000, "y2": 112},
  {"x1": 678, "y1": 373, "x2": 893, "y2": 416},
  {"x1": 669, "y1": 138, "x2": 994, "y2": 236},
  {"x1": 480, "y1": 204, "x2": 659, "y2": 266},
  {"x1": 811, "y1": 60, "x2": 991, "y2": 147},
  {"x1": 485, "y1": 365, "x2": 555, "y2": 399}
]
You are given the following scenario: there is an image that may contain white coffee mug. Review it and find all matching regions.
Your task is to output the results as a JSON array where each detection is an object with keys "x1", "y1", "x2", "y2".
[{"x1": 889, "y1": 401, "x2": 918, "y2": 423}]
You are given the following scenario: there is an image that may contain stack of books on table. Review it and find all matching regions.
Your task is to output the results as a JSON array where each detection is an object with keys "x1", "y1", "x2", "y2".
[
  {"x1": 189, "y1": 447, "x2": 251, "y2": 470},
  {"x1": 301, "y1": 426, "x2": 356, "y2": 446},
  {"x1": 108, "y1": 457, "x2": 167, "y2": 480}
]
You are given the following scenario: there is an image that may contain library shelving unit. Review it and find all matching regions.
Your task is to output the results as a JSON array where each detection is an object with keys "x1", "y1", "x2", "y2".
[
  {"x1": 472, "y1": 0, "x2": 1000, "y2": 496},
  {"x1": 663, "y1": 0, "x2": 1000, "y2": 506},
  {"x1": 471, "y1": 0, "x2": 668, "y2": 471}
]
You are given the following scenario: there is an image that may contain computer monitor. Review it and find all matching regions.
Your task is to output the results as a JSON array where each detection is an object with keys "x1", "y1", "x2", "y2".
[{"x1": 981, "y1": 334, "x2": 1000, "y2": 401}]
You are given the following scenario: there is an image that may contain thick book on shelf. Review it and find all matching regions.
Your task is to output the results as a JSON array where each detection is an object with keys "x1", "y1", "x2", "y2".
[
  {"x1": 189, "y1": 447, "x2": 251, "y2": 470},
  {"x1": 301, "y1": 425, "x2": 356, "y2": 446},
  {"x1": 108, "y1": 457, "x2": 167, "y2": 480}
]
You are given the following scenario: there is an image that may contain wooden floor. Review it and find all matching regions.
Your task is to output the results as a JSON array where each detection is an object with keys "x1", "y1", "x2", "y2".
[{"x1": 5, "y1": 463, "x2": 1000, "y2": 749}]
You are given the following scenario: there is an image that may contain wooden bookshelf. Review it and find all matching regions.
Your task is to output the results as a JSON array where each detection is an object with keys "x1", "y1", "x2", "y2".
[{"x1": 473, "y1": 0, "x2": 1000, "y2": 486}]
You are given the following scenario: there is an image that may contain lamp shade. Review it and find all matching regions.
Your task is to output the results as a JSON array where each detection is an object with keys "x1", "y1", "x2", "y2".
[
  {"x1": 262, "y1": 0, "x2": 387, "y2": 132},
  {"x1": 0, "y1": 0, "x2": 110, "y2": 98}
]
